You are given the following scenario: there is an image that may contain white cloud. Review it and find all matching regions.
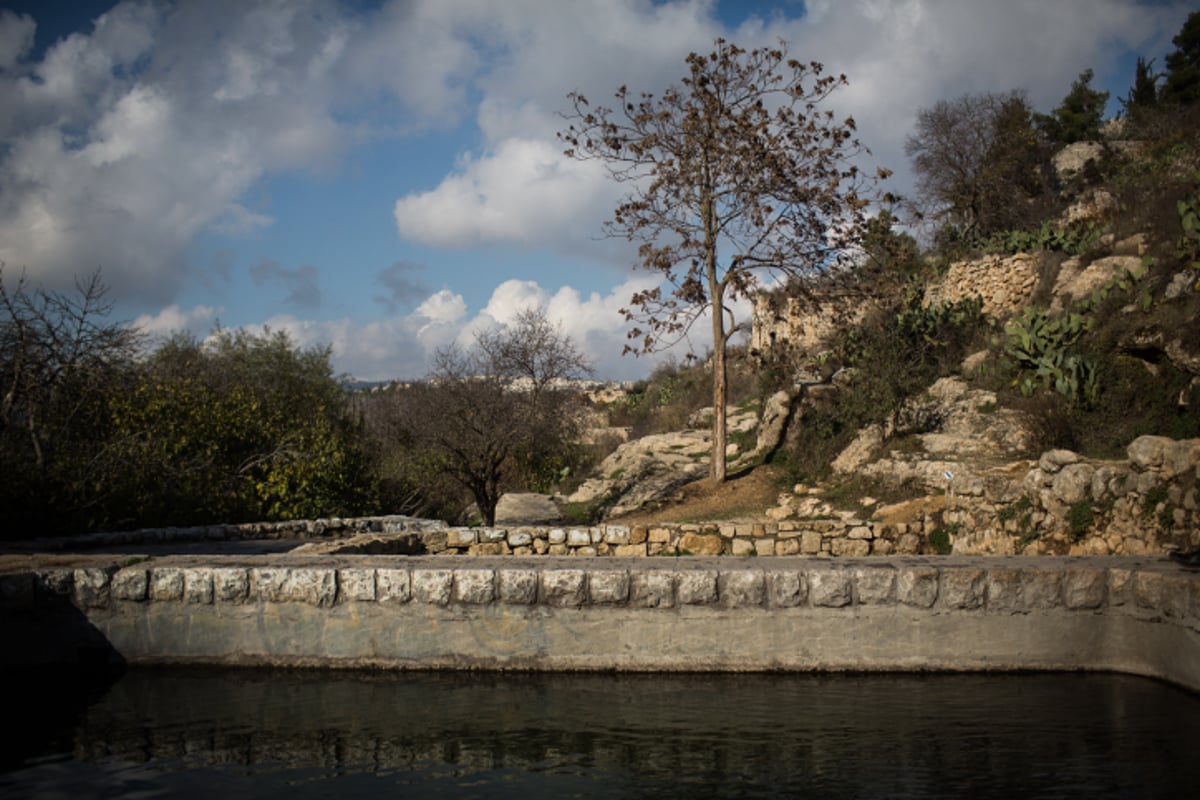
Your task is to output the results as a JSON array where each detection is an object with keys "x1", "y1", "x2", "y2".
[
  {"x1": 239, "y1": 275, "x2": 715, "y2": 382},
  {"x1": 0, "y1": 0, "x2": 359, "y2": 306},
  {"x1": 0, "y1": 10, "x2": 35, "y2": 71},
  {"x1": 391, "y1": 0, "x2": 1190, "y2": 251},
  {"x1": 133, "y1": 303, "x2": 220, "y2": 338}
]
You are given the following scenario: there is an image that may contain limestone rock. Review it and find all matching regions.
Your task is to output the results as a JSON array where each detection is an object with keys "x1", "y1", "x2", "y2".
[{"x1": 495, "y1": 493, "x2": 561, "y2": 525}]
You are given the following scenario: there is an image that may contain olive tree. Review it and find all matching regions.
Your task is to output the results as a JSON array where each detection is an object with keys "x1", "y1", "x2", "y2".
[{"x1": 560, "y1": 39, "x2": 887, "y2": 482}]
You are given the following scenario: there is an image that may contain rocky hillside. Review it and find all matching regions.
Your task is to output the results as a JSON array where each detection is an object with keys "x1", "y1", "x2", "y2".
[{"x1": 543, "y1": 128, "x2": 1200, "y2": 558}]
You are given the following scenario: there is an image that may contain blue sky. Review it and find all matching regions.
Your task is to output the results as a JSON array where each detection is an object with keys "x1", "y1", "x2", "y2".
[{"x1": 0, "y1": 0, "x2": 1192, "y2": 380}]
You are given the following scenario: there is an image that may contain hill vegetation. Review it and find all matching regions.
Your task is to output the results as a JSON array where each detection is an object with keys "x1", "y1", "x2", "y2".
[{"x1": 2, "y1": 13, "x2": 1197, "y2": 536}]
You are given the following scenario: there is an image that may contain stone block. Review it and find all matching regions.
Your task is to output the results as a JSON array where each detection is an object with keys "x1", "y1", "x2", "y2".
[
  {"x1": 831, "y1": 538, "x2": 870, "y2": 557},
  {"x1": 470, "y1": 543, "x2": 507, "y2": 556},
  {"x1": 630, "y1": 572, "x2": 674, "y2": 608},
  {"x1": 481, "y1": 528, "x2": 507, "y2": 543},
  {"x1": 719, "y1": 571, "x2": 765, "y2": 607},
  {"x1": 72, "y1": 568, "x2": 111, "y2": 608},
  {"x1": 548, "y1": 528, "x2": 566, "y2": 545},
  {"x1": 35, "y1": 569, "x2": 73, "y2": 598},
  {"x1": 679, "y1": 532, "x2": 724, "y2": 555},
  {"x1": 1107, "y1": 568, "x2": 1133, "y2": 606},
  {"x1": 808, "y1": 569, "x2": 851, "y2": 607},
  {"x1": 454, "y1": 570, "x2": 496, "y2": 604},
  {"x1": 337, "y1": 569, "x2": 376, "y2": 602},
  {"x1": 853, "y1": 567, "x2": 896, "y2": 605},
  {"x1": 251, "y1": 568, "x2": 337, "y2": 607},
  {"x1": 589, "y1": 570, "x2": 630, "y2": 604},
  {"x1": 150, "y1": 568, "x2": 185, "y2": 601},
  {"x1": 940, "y1": 569, "x2": 985, "y2": 610},
  {"x1": 648, "y1": 528, "x2": 672, "y2": 544},
  {"x1": 111, "y1": 568, "x2": 148, "y2": 601},
  {"x1": 1159, "y1": 574, "x2": 1191, "y2": 619},
  {"x1": 767, "y1": 570, "x2": 807, "y2": 607},
  {"x1": 754, "y1": 538, "x2": 776, "y2": 556},
  {"x1": 986, "y1": 568, "x2": 1022, "y2": 611},
  {"x1": 731, "y1": 539, "x2": 754, "y2": 556},
  {"x1": 848, "y1": 526, "x2": 873, "y2": 540},
  {"x1": 498, "y1": 570, "x2": 538, "y2": 604},
  {"x1": 184, "y1": 569, "x2": 214, "y2": 604},
  {"x1": 567, "y1": 529, "x2": 592, "y2": 547},
  {"x1": 447, "y1": 529, "x2": 477, "y2": 547},
  {"x1": 604, "y1": 526, "x2": 630, "y2": 545},
  {"x1": 776, "y1": 538, "x2": 800, "y2": 556},
  {"x1": 507, "y1": 530, "x2": 533, "y2": 547},
  {"x1": 1062, "y1": 568, "x2": 1105, "y2": 609},
  {"x1": 677, "y1": 570, "x2": 719, "y2": 605},
  {"x1": 411, "y1": 570, "x2": 454, "y2": 605},
  {"x1": 376, "y1": 569, "x2": 411, "y2": 603},
  {"x1": 542, "y1": 570, "x2": 586, "y2": 607},
  {"x1": 897, "y1": 567, "x2": 939, "y2": 608},
  {"x1": 574, "y1": 546, "x2": 598, "y2": 556},
  {"x1": 213, "y1": 568, "x2": 249, "y2": 602},
  {"x1": 800, "y1": 531, "x2": 822, "y2": 555},
  {"x1": 630, "y1": 526, "x2": 648, "y2": 545},
  {"x1": 613, "y1": 544, "x2": 646, "y2": 557},
  {"x1": 1020, "y1": 570, "x2": 1062, "y2": 609},
  {"x1": 1134, "y1": 571, "x2": 1163, "y2": 610}
]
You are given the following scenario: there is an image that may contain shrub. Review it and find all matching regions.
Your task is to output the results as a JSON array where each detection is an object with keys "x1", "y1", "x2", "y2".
[{"x1": 1066, "y1": 500, "x2": 1094, "y2": 541}]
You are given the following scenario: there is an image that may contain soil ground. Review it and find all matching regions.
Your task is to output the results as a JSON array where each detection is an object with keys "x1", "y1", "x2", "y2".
[{"x1": 608, "y1": 464, "x2": 785, "y2": 526}]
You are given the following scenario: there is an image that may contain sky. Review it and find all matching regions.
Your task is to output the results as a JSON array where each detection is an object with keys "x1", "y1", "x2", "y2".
[{"x1": 0, "y1": 0, "x2": 1192, "y2": 381}]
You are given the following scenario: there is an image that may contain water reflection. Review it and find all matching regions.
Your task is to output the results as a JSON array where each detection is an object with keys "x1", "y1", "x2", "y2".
[{"x1": 3, "y1": 668, "x2": 1197, "y2": 798}]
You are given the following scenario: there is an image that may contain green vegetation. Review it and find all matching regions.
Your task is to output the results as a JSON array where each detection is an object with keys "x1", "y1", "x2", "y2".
[
  {"x1": 926, "y1": 523, "x2": 958, "y2": 555},
  {"x1": 1066, "y1": 500, "x2": 1095, "y2": 541}
]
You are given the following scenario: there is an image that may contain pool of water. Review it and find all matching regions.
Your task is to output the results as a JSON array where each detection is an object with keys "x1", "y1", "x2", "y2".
[{"x1": 1, "y1": 668, "x2": 1195, "y2": 798}]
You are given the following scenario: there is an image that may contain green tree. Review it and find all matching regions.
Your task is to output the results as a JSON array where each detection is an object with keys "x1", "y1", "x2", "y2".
[
  {"x1": 560, "y1": 39, "x2": 887, "y2": 482},
  {"x1": 906, "y1": 91, "x2": 1050, "y2": 243},
  {"x1": 1121, "y1": 56, "x2": 1161, "y2": 120},
  {"x1": 1161, "y1": 11, "x2": 1200, "y2": 106},
  {"x1": 106, "y1": 328, "x2": 376, "y2": 527},
  {"x1": 1036, "y1": 69, "x2": 1109, "y2": 144}
]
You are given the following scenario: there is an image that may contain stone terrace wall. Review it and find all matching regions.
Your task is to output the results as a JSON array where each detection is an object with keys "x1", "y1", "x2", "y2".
[
  {"x1": 922, "y1": 253, "x2": 1041, "y2": 319},
  {"x1": 2, "y1": 557, "x2": 1197, "y2": 692}
]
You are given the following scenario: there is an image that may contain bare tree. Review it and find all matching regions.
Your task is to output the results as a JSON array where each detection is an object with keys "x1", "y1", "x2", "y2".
[
  {"x1": 905, "y1": 91, "x2": 1051, "y2": 242},
  {"x1": 560, "y1": 39, "x2": 887, "y2": 481},
  {"x1": 0, "y1": 267, "x2": 141, "y2": 530},
  {"x1": 406, "y1": 309, "x2": 592, "y2": 526}
]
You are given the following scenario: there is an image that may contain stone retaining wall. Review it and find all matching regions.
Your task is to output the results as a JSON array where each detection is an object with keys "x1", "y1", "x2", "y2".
[{"x1": 3, "y1": 556, "x2": 1197, "y2": 692}]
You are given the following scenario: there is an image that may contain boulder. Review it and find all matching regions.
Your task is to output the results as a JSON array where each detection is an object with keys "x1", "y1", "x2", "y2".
[{"x1": 495, "y1": 493, "x2": 561, "y2": 525}]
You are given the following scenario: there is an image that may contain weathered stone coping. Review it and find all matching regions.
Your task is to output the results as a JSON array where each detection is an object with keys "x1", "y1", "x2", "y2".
[{"x1": 2, "y1": 556, "x2": 1197, "y2": 693}]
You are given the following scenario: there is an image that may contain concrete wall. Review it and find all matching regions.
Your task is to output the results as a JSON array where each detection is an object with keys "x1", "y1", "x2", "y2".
[{"x1": 3, "y1": 556, "x2": 1197, "y2": 693}]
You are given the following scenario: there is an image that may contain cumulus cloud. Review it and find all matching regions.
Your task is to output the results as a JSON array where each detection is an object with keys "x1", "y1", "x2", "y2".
[
  {"x1": 254, "y1": 275, "x2": 713, "y2": 382},
  {"x1": 0, "y1": 0, "x2": 370, "y2": 306},
  {"x1": 133, "y1": 303, "x2": 220, "y2": 339},
  {"x1": 392, "y1": 0, "x2": 1189, "y2": 249}
]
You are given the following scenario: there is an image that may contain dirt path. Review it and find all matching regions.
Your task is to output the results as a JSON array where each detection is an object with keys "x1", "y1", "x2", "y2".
[{"x1": 608, "y1": 464, "x2": 785, "y2": 526}]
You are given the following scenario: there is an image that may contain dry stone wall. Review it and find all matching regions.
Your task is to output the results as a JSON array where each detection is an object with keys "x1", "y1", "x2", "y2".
[{"x1": 922, "y1": 253, "x2": 1041, "y2": 319}]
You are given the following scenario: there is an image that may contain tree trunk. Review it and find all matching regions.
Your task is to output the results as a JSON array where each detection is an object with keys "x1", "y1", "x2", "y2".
[{"x1": 711, "y1": 322, "x2": 727, "y2": 483}]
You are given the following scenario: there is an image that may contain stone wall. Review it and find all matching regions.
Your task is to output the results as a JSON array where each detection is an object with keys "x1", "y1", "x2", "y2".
[
  {"x1": 3, "y1": 556, "x2": 1197, "y2": 692},
  {"x1": 922, "y1": 253, "x2": 1041, "y2": 319}
]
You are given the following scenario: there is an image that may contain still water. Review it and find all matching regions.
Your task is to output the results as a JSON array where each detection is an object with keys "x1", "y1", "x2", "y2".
[{"x1": 1, "y1": 668, "x2": 1196, "y2": 799}]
